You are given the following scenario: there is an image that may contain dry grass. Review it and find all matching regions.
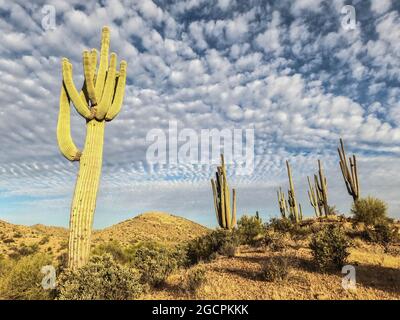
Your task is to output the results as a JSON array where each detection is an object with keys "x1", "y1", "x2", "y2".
[{"x1": 143, "y1": 241, "x2": 400, "y2": 300}]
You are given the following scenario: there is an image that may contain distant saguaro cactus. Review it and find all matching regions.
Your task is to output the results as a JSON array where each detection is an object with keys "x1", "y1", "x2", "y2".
[
  {"x1": 338, "y1": 138, "x2": 360, "y2": 202},
  {"x1": 57, "y1": 27, "x2": 127, "y2": 269},
  {"x1": 277, "y1": 187, "x2": 288, "y2": 219},
  {"x1": 286, "y1": 161, "x2": 301, "y2": 223},
  {"x1": 308, "y1": 160, "x2": 329, "y2": 217},
  {"x1": 211, "y1": 154, "x2": 237, "y2": 230}
]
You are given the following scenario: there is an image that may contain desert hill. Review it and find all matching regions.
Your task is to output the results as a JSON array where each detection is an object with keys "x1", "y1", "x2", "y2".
[
  {"x1": 92, "y1": 212, "x2": 209, "y2": 246},
  {"x1": 0, "y1": 212, "x2": 209, "y2": 258}
]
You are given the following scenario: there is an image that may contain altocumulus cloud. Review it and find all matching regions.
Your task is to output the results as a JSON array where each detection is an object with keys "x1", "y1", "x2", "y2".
[{"x1": 0, "y1": 0, "x2": 399, "y2": 228}]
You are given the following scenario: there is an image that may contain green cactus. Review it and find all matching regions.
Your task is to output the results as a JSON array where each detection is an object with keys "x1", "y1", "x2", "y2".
[
  {"x1": 277, "y1": 187, "x2": 288, "y2": 219},
  {"x1": 308, "y1": 160, "x2": 329, "y2": 218},
  {"x1": 338, "y1": 138, "x2": 360, "y2": 202},
  {"x1": 57, "y1": 27, "x2": 127, "y2": 269},
  {"x1": 307, "y1": 176, "x2": 321, "y2": 218},
  {"x1": 211, "y1": 154, "x2": 237, "y2": 230},
  {"x1": 286, "y1": 160, "x2": 301, "y2": 223}
]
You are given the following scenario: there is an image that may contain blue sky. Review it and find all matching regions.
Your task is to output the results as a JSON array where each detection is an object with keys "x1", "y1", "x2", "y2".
[{"x1": 0, "y1": 0, "x2": 400, "y2": 228}]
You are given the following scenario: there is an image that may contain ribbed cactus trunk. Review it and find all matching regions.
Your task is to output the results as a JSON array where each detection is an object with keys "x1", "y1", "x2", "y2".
[{"x1": 68, "y1": 120, "x2": 105, "y2": 268}]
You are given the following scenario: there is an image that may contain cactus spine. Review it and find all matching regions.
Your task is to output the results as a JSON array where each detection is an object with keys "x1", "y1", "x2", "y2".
[
  {"x1": 308, "y1": 160, "x2": 329, "y2": 217},
  {"x1": 338, "y1": 138, "x2": 360, "y2": 202},
  {"x1": 57, "y1": 27, "x2": 127, "y2": 269},
  {"x1": 211, "y1": 154, "x2": 237, "y2": 230},
  {"x1": 286, "y1": 160, "x2": 301, "y2": 223}
]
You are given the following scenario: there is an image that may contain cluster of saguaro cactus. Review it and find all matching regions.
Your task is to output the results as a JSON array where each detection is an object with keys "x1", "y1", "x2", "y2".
[
  {"x1": 277, "y1": 161, "x2": 302, "y2": 223},
  {"x1": 307, "y1": 160, "x2": 329, "y2": 218},
  {"x1": 57, "y1": 26, "x2": 127, "y2": 269},
  {"x1": 338, "y1": 138, "x2": 360, "y2": 202},
  {"x1": 211, "y1": 154, "x2": 237, "y2": 230},
  {"x1": 276, "y1": 139, "x2": 360, "y2": 220}
]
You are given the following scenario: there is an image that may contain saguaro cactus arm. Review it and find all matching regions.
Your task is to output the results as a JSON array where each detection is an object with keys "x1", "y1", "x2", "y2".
[
  {"x1": 62, "y1": 59, "x2": 94, "y2": 120},
  {"x1": 106, "y1": 60, "x2": 127, "y2": 121},
  {"x1": 57, "y1": 85, "x2": 81, "y2": 161},
  {"x1": 95, "y1": 26, "x2": 110, "y2": 99},
  {"x1": 82, "y1": 50, "x2": 97, "y2": 105}
]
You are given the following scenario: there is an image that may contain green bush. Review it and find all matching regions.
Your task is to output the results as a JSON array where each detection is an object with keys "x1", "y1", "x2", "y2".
[
  {"x1": 310, "y1": 225, "x2": 350, "y2": 271},
  {"x1": 92, "y1": 240, "x2": 131, "y2": 264},
  {"x1": 351, "y1": 197, "x2": 388, "y2": 226},
  {"x1": 132, "y1": 242, "x2": 179, "y2": 287},
  {"x1": 184, "y1": 266, "x2": 207, "y2": 294},
  {"x1": 186, "y1": 229, "x2": 238, "y2": 265},
  {"x1": 260, "y1": 256, "x2": 289, "y2": 282},
  {"x1": 9, "y1": 243, "x2": 39, "y2": 260},
  {"x1": 263, "y1": 231, "x2": 287, "y2": 252},
  {"x1": 0, "y1": 253, "x2": 54, "y2": 300},
  {"x1": 363, "y1": 222, "x2": 396, "y2": 246},
  {"x1": 236, "y1": 215, "x2": 265, "y2": 245},
  {"x1": 268, "y1": 218, "x2": 293, "y2": 233},
  {"x1": 219, "y1": 242, "x2": 236, "y2": 257},
  {"x1": 56, "y1": 254, "x2": 142, "y2": 300}
]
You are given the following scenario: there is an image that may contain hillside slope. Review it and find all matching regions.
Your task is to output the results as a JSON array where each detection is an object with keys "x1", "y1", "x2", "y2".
[
  {"x1": 0, "y1": 212, "x2": 209, "y2": 257},
  {"x1": 92, "y1": 212, "x2": 209, "y2": 246}
]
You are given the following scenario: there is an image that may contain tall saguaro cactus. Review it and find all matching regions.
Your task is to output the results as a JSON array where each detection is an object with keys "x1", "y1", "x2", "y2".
[
  {"x1": 211, "y1": 154, "x2": 237, "y2": 230},
  {"x1": 286, "y1": 160, "x2": 301, "y2": 223},
  {"x1": 57, "y1": 27, "x2": 127, "y2": 269},
  {"x1": 307, "y1": 160, "x2": 329, "y2": 217},
  {"x1": 338, "y1": 138, "x2": 360, "y2": 202}
]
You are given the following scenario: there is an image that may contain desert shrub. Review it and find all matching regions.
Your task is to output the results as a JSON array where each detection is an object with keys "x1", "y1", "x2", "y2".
[
  {"x1": 236, "y1": 215, "x2": 265, "y2": 245},
  {"x1": 268, "y1": 218, "x2": 293, "y2": 233},
  {"x1": 38, "y1": 236, "x2": 50, "y2": 245},
  {"x1": 327, "y1": 205, "x2": 339, "y2": 216},
  {"x1": 290, "y1": 225, "x2": 312, "y2": 239},
  {"x1": 56, "y1": 254, "x2": 142, "y2": 300},
  {"x1": 263, "y1": 231, "x2": 287, "y2": 252},
  {"x1": 92, "y1": 240, "x2": 130, "y2": 264},
  {"x1": 309, "y1": 225, "x2": 350, "y2": 271},
  {"x1": 260, "y1": 256, "x2": 289, "y2": 282},
  {"x1": 184, "y1": 266, "x2": 207, "y2": 295},
  {"x1": 132, "y1": 242, "x2": 179, "y2": 287},
  {"x1": 219, "y1": 242, "x2": 236, "y2": 257},
  {"x1": 171, "y1": 244, "x2": 189, "y2": 268},
  {"x1": 9, "y1": 243, "x2": 40, "y2": 260},
  {"x1": 2, "y1": 238, "x2": 15, "y2": 244},
  {"x1": 351, "y1": 197, "x2": 388, "y2": 226},
  {"x1": 0, "y1": 253, "x2": 54, "y2": 300},
  {"x1": 186, "y1": 229, "x2": 238, "y2": 265},
  {"x1": 13, "y1": 232, "x2": 23, "y2": 238},
  {"x1": 362, "y1": 222, "x2": 396, "y2": 246}
]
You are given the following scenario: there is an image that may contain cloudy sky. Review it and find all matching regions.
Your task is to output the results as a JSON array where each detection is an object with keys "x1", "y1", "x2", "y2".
[{"x1": 0, "y1": 0, "x2": 399, "y2": 229}]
